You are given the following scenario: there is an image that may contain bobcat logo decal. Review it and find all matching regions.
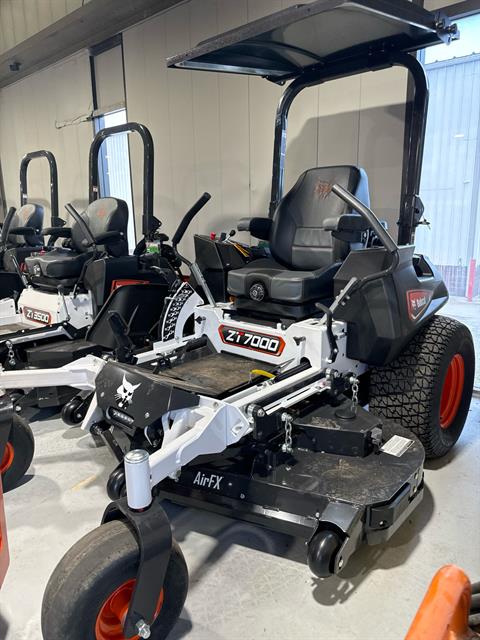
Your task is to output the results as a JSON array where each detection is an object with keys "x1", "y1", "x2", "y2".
[
  {"x1": 314, "y1": 180, "x2": 333, "y2": 199},
  {"x1": 115, "y1": 374, "x2": 141, "y2": 409}
]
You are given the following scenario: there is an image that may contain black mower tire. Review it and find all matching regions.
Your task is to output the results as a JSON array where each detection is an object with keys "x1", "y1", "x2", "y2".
[
  {"x1": 61, "y1": 395, "x2": 84, "y2": 426},
  {"x1": 42, "y1": 519, "x2": 188, "y2": 640},
  {"x1": 369, "y1": 315, "x2": 474, "y2": 459},
  {"x1": 307, "y1": 529, "x2": 343, "y2": 578},
  {"x1": 1, "y1": 414, "x2": 34, "y2": 492}
]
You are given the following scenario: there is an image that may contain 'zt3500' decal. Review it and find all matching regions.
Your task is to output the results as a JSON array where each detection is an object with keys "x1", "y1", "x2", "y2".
[
  {"x1": 219, "y1": 325, "x2": 285, "y2": 356},
  {"x1": 22, "y1": 307, "x2": 52, "y2": 325}
]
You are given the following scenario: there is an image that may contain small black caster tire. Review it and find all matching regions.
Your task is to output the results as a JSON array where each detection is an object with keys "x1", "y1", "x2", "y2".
[
  {"x1": 1, "y1": 414, "x2": 34, "y2": 492},
  {"x1": 307, "y1": 529, "x2": 343, "y2": 578},
  {"x1": 61, "y1": 396, "x2": 84, "y2": 426},
  {"x1": 42, "y1": 519, "x2": 188, "y2": 640},
  {"x1": 107, "y1": 465, "x2": 127, "y2": 501},
  {"x1": 369, "y1": 316, "x2": 475, "y2": 459}
]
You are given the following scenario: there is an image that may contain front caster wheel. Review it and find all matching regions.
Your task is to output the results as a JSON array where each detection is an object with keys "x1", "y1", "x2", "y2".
[
  {"x1": 42, "y1": 520, "x2": 188, "y2": 640},
  {"x1": 61, "y1": 396, "x2": 85, "y2": 426},
  {"x1": 107, "y1": 465, "x2": 126, "y2": 501},
  {"x1": 1, "y1": 414, "x2": 34, "y2": 492},
  {"x1": 307, "y1": 529, "x2": 343, "y2": 578}
]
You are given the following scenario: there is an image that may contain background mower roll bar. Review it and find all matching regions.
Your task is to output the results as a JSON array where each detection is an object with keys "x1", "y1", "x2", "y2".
[
  {"x1": 19, "y1": 150, "x2": 60, "y2": 226},
  {"x1": 89, "y1": 122, "x2": 155, "y2": 240}
]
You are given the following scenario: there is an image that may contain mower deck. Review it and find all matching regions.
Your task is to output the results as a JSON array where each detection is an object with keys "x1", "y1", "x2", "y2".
[{"x1": 159, "y1": 418, "x2": 424, "y2": 544}]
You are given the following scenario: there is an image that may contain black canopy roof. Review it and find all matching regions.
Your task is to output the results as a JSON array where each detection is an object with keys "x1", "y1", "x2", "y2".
[{"x1": 167, "y1": 0, "x2": 457, "y2": 83}]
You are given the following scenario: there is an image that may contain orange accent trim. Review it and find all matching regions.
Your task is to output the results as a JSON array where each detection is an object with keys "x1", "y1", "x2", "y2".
[
  {"x1": 440, "y1": 354, "x2": 465, "y2": 429},
  {"x1": 405, "y1": 565, "x2": 472, "y2": 640},
  {"x1": 95, "y1": 578, "x2": 164, "y2": 640},
  {"x1": 110, "y1": 279, "x2": 150, "y2": 293},
  {"x1": 0, "y1": 477, "x2": 9, "y2": 589},
  {"x1": 0, "y1": 443, "x2": 14, "y2": 475}
]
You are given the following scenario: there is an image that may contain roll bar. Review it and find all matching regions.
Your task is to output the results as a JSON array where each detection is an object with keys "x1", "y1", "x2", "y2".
[
  {"x1": 89, "y1": 122, "x2": 155, "y2": 240},
  {"x1": 19, "y1": 150, "x2": 60, "y2": 225},
  {"x1": 269, "y1": 51, "x2": 428, "y2": 247}
]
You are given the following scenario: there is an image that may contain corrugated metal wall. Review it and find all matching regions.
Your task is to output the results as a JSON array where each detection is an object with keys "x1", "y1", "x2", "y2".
[{"x1": 416, "y1": 54, "x2": 480, "y2": 277}]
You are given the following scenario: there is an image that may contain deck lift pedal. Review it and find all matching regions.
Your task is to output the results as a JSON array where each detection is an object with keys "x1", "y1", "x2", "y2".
[{"x1": 16, "y1": 2, "x2": 477, "y2": 638}]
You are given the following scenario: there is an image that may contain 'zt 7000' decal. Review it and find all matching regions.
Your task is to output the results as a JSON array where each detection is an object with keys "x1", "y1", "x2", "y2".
[
  {"x1": 23, "y1": 307, "x2": 51, "y2": 325},
  {"x1": 219, "y1": 325, "x2": 285, "y2": 356}
]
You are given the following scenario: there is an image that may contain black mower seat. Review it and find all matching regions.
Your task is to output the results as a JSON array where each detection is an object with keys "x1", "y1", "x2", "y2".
[
  {"x1": 228, "y1": 258, "x2": 340, "y2": 303},
  {"x1": 26, "y1": 248, "x2": 91, "y2": 279},
  {"x1": 25, "y1": 197, "x2": 129, "y2": 284},
  {"x1": 7, "y1": 204, "x2": 44, "y2": 247},
  {"x1": 2, "y1": 204, "x2": 45, "y2": 273},
  {"x1": 228, "y1": 165, "x2": 369, "y2": 308}
]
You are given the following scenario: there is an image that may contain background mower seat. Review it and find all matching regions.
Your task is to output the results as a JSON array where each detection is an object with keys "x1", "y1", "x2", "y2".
[
  {"x1": 2, "y1": 203, "x2": 44, "y2": 272},
  {"x1": 25, "y1": 197, "x2": 129, "y2": 289},
  {"x1": 228, "y1": 165, "x2": 370, "y2": 316}
]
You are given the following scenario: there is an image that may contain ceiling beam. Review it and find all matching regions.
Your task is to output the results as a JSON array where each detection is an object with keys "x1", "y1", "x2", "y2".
[{"x1": 0, "y1": 0, "x2": 185, "y2": 89}]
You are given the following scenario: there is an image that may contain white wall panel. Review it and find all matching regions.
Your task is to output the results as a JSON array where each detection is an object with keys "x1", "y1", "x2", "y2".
[
  {"x1": 123, "y1": 0, "x2": 409, "y2": 250},
  {"x1": 0, "y1": 51, "x2": 93, "y2": 221},
  {"x1": 94, "y1": 45, "x2": 125, "y2": 112}
]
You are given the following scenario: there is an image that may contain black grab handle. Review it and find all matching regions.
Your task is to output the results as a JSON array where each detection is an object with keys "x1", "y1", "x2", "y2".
[
  {"x1": 331, "y1": 183, "x2": 398, "y2": 255},
  {"x1": 172, "y1": 192, "x2": 211, "y2": 249}
]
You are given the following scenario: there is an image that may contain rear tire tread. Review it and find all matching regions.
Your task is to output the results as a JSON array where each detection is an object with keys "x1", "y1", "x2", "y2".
[{"x1": 369, "y1": 315, "x2": 474, "y2": 459}]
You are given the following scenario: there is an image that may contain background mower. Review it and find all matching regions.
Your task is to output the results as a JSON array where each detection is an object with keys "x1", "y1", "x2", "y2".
[
  {"x1": 22, "y1": 2, "x2": 479, "y2": 638},
  {"x1": 0, "y1": 149, "x2": 61, "y2": 299},
  {"x1": 0, "y1": 122, "x2": 183, "y2": 491}
]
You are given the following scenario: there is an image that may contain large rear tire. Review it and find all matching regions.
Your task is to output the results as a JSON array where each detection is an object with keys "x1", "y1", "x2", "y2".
[
  {"x1": 369, "y1": 315, "x2": 474, "y2": 459},
  {"x1": 42, "y1": 519, "x2": 188, "y2": 640},
  {"x1": 1, "y1": 414, "x2": 34, "y2": 492}
]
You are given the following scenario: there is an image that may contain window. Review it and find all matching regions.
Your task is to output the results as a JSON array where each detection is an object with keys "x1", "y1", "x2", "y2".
[
  {"x1": 416, "y1": 15, "x2": 480, "y2": 388},
  {"x1": 94, "y1": 108, "x2": 136, "y2": 251}
]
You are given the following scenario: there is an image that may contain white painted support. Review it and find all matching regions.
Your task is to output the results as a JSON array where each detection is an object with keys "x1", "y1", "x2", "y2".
[{"x1": 0, "y1": 355, "x2": 106, "y2": 393}]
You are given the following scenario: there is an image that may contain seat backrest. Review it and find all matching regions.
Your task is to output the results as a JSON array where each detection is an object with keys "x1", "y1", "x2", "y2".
[
  {"x1": 8, "y1": 204, "x2": 44, "y2": 247},
  {"x1": 269, "y1": 166, "x2": 369, "y2": 270},
  {"x1": 71, "y1": 197, "x2": 129, "y2": 257}
]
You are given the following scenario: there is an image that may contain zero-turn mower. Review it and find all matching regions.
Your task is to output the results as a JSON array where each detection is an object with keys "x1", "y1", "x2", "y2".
[{"x1": 11, "y1": 2, "x2": 477, "y2": 638}]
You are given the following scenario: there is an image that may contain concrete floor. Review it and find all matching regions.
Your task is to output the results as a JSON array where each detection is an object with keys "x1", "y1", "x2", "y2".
[{"x1": 1, "y1": 401, "x2": 479, "y2": 640}]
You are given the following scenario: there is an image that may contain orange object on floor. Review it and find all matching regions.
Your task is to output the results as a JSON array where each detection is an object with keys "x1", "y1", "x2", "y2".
[
  {"x1": 406, "y1": 565, "x2": 476, "y2": 640},
  {"x1": 0, "y1": 476, "x2": 9, "y2": 589}
]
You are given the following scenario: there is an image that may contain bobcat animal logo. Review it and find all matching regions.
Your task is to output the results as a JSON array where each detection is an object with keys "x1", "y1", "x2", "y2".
[
  {"x1": 115, "y1": 374, "x2": 141, "y2": 408},
  {"x1": 314, "y1": 180, "x2": 333, "y2": 199}
]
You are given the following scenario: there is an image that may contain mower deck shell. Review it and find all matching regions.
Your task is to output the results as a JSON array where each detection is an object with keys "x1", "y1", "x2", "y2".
[{"x1": 158, "y1": 419, "x2": 424, "y2": 547}]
